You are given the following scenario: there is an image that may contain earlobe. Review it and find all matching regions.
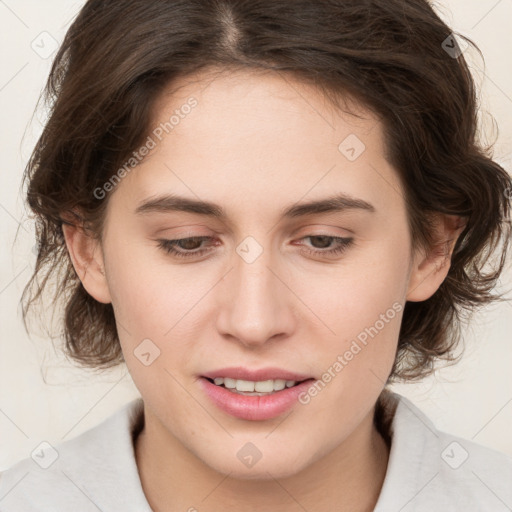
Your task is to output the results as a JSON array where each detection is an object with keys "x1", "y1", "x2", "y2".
[
  {"x1": 406, "y1": 214, "x2": 466, "y2": 302},
  {"x1": 61, "y1": 220, "x2": 112, "y2": 304}
]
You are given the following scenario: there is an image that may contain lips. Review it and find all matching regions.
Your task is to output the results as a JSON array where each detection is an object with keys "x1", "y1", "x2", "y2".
[
  {"x1": 199, "y1": 366, "x2": 316, "y2": 421},
  {"x1": 200, "y1": 377, "x2": 316, "y2": 420}
]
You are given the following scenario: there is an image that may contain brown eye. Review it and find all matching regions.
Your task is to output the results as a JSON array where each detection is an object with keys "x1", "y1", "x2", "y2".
[
  {"x1": 307, "y1": 235, "x2": 334, "y2": 249},
  {"x1": 300, "y1": 235, "x2": 354, "y2": 257},
  {"x1": 157, "y1": 236, "x2": 214, "y2": 258},
  {"x1": 177, "y1": 238, "x2": 204, "y2": 250}
]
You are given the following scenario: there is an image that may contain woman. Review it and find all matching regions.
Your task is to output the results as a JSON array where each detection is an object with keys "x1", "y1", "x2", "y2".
[{"x1": 1, "y1": 0, "x2": 511, "y2": 510}]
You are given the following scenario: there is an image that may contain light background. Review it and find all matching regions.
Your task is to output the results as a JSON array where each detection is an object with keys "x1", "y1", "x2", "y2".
[{"x1": 0, "y1": 0, "x2": 511, "y2": 470}]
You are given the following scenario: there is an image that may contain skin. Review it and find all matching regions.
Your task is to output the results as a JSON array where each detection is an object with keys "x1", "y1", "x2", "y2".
[{"x1": 62, "y1": 67, "x2": 464, "y2": 512}]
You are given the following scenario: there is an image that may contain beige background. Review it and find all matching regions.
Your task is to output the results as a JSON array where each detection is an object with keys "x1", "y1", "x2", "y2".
[{"x1": 0, "y1": 0, "x2": 511, "y2": 470}]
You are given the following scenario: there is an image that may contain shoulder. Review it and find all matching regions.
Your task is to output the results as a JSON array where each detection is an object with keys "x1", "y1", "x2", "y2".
[
  {"x1": 0, "y1": 398, "x2": 151, "y2": 512},
  {"x1": 374, "y1": 391, "x2": 512, "y2": 512}
]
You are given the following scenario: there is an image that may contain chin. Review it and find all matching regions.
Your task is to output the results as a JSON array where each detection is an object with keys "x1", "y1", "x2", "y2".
[{"x1": 200, "y1": 448, "x2": 311, "y2": 481}]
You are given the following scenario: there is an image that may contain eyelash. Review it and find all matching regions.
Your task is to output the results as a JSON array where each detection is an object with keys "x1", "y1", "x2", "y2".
[{"x1": 156, "y1": 235, "x2": 354, "y2": 259}]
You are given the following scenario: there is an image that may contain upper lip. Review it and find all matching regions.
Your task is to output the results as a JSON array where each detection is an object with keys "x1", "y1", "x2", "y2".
[{"x1": 202, "y1": 367, "x2": 314, "y2": 382}]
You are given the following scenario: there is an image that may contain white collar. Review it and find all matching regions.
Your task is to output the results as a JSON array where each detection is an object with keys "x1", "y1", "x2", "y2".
[{"x1": 1, "y1": 392, "x2": 511, "y2": 511}]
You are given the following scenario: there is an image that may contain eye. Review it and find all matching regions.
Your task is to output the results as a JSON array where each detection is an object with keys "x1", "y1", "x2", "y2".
[
  {"x1": 157, "y1": 234, "x2": 354, "y2": 260},
  {"x1": 157, "y1": 236, "x2": 215, "y2": 259},
  {"x1": 298, "y1": 235, "x2": 354, "y2": 257}
]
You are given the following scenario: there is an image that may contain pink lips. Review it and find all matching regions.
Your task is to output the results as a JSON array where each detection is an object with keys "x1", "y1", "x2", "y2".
[{"x1": 199, "y1": 367, "x2": 316, "y2": 421}]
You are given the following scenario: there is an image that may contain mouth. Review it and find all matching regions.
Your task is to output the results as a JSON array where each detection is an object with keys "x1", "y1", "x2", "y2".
[
  {"x1": 199, "y1": 369, "x2": 317, "y2": 421},
  {"x1": 203, "y1": 376, "x2": 312, "y2": 396}
]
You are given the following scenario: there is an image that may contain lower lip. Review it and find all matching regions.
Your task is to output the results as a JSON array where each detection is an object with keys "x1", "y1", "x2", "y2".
[{"x1": 199, "y1": 377, "x2": 316, "y2": 421}]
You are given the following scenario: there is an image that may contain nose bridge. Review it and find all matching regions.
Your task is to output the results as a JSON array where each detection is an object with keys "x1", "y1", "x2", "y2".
[{"x1": 217, "y1": 234, "x2": 293, "y2": 346}]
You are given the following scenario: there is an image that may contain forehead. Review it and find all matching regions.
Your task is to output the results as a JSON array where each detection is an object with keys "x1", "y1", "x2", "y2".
[
  {"x1": 150, "y1": 66, "x2": 380, "y2": 148},
  {"x1": 107, "y1": 67, "x2": 405, "y2": 223}
]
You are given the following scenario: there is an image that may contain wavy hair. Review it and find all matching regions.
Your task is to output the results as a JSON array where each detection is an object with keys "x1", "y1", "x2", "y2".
[{"x1": 20, "y1": 0, "x2": 511, "y2": 381}]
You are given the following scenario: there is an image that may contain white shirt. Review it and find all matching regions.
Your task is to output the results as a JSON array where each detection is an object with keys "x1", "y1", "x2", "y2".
[{"x1": 0, "y1": 392, "x2": 511, "y2": 511}]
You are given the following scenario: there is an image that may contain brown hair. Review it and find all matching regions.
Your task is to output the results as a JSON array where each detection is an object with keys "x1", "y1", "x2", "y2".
[{"x1": 20, "y1": 0, "x2": 511, "y2": 381}]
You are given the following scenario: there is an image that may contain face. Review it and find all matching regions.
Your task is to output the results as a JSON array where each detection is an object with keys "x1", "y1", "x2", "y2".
[{"x1": 66, "y1": 67, "x2": 449, "y2": 479}]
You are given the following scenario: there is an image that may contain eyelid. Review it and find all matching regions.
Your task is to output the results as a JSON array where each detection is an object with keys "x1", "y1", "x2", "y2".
[
  {"x1": 156, "y1": 233, "x2": 354, "y2": 259},
  {"x1": 293, "y1": 223, "x2": 355, "y2": 237}
]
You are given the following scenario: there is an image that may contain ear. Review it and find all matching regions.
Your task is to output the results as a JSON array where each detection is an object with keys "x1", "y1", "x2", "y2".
[
  {"x1": 406, "y1": 213, "x2": 467, "y2": 302},
  {"x1": 61, "y1": 213, "x2": 112, "y2": 304}
]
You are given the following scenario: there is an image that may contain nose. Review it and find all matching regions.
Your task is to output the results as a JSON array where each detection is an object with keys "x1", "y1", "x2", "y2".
[{"x1": 216, "y1": 243, "x2": 296, "y2": 349}]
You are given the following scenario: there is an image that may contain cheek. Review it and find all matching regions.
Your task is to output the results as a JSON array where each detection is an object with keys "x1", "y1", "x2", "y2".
[
  {"x1": 291, "y1": 230, "x2": 409, "y2": 385},
  {"x1": 102, "y1": 236, "x2": 209, "y2": 378},
  {"x1": 103, "y1": 232, "x2": 184, "y2": 333},
  {"x1": 296, "y1": 229, "x2": 409, "y2": 331}
]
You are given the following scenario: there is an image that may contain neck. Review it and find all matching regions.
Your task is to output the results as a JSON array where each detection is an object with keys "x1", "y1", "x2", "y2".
[{"x1": 134, "y1": 403, "x2": 390, "y2": 512}]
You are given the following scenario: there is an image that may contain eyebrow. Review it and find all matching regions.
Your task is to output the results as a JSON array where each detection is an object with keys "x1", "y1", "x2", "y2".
[{"x1": 134, "y1": 193, "x2": 376, "y2": 220}]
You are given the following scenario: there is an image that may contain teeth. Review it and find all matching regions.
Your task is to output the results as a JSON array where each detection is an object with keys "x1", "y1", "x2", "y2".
[
  {"x1": 270, "y1": 379, "x2": 286, "y2": 391},
  {"x1": 210, "y1": 377, "x2": 297, "y2": 393},
  {"x1": 237, "y1": 379, "x2": 256, "y2": 392},
  {"x1": 224, "y1": 377, "x2": 236, "y2": 389}
]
